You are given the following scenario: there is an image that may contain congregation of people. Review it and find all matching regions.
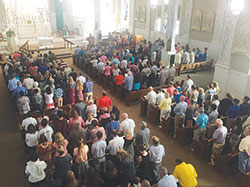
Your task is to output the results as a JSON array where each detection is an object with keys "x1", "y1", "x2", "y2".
[
  {"x1": 1, "y1": 30, "x2": 249, "y2": 187},
  {"x1": 143, "y1": 73, "x2": 250, "y2": 171}
]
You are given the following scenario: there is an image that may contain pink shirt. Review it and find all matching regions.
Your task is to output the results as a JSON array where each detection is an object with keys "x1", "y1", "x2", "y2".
[
  {"x1": 69, "y1": 116, "x2": 85, "y2": 130},
  {"x1": 53, "y1": 139, "x2": 68, "y2": 158},
  {"x1": 167, "y1": 86, "x2": 175, "y2": 97},
  {"x1": 104, "y1": 66, "x2": 111, "y2": 76}
]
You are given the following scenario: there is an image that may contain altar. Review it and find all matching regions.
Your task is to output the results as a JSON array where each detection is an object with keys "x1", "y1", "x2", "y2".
[{"x1": 37, "y1": 37, "x2": 54, "y2": 49}]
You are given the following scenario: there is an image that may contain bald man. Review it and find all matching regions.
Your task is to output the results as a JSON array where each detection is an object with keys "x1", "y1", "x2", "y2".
[
  {"x1": 145, "y1": 86, "x2": 157, "y2": 119},
  {"x1": 149, "y1": 136, "x2": 165, "y2": 184},
  {"x1": 208, "y1": 119, "x2": 228, "y2": 166},
  {"x1": 119, "y1": 113, "x2": 135, "y2": 136}
]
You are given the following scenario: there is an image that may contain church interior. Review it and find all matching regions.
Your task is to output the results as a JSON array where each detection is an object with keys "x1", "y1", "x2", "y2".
[{"x1": 0, "y1": 0, "x2": 249, "y2": 186}]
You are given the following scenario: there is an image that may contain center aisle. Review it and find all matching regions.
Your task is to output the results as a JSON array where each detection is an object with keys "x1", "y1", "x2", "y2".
[{"x1": 68, "y1": 58, "x2": 237, "y2": 187}]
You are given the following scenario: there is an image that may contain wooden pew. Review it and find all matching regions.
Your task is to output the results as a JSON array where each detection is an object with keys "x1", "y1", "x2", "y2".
[
  {"x1": 148, "y1": 104, "x2": 160, "y2": 125},
  {"x1": 140, "y1": 97, "x2": 147, "y2": 117},
  {"x1": 80, "y1": 57, "x2": 85, "y2": 71},
  {"x1": 116, "y1": 86, "x2": 124, "y2": 100},
  {"x1": 73, "y1": 55, "x2": 78, "y2": 65},
  {"x1": 239, "y1": 171, "x2": 250, "y2": 187},
  {"x1": 180, "y1": 60, "x2": 213, "y2": 74},
  {"x1": 193, "y1": 140, "x2": 212, "y2": 161},
  {"x1": 16, "y1": 104, "x2": 75, "y2": 125},
  {"x1": 97, "y1": 71, "x2": 104, "y2": 84},
  {"x1": 110, "y1": 82, "x2": 117, "y2": 94},
  {"x1": 103, "y1": 76, "x2": 111, "y2": 89},
  {"x1": 92, "y1": 68, "x2": 98, "y2": 80},
  {"x1": 162, "y1": 118, "x2": 172, "y2": 136},
  {"x1": 124, "y1": 88, "x2": 150, "y2": 106},
  {"x1": 214, "y1": 151, "x2": 239, "y2": 175},
  {"x1": 176, "y1": 127, "x2": 194, "y2": 145},
  {"x1": 87, "y1": 63, "x2": 92, "y2": 76}
]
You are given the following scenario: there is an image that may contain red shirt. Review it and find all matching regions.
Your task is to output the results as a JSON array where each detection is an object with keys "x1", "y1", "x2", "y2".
[
  {"x1": 97, "y1": 96, "x2": 112, "y2": 109},
  {"x1": 167, "y1": 86, "x2": 175, "y2": 97},
  {"x1": 114, "y1": 75, "x2": 124, "y2": 85}
]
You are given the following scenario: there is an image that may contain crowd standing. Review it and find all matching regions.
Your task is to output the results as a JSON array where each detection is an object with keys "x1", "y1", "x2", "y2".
[{"x1": 1, "y1": 31, "x2": 249, "y2": 187}]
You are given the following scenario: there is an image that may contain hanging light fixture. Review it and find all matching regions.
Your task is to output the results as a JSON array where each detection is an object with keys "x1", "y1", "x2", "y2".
[
  {"x1": 231, "y1": 0, "x2": 244, "y2": 16},
  {"x1": 151, "y1": 0, "x2": 158, "y2": 9}
]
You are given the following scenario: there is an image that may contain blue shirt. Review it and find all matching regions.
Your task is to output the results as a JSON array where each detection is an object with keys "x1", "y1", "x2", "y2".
[
  {"x1": 54, "y1": 88, "x2": 63, "y2": 98},
  {"x1": 158, "y1": 174, "x2": 177, "y2": 187},
  {"x1": 112, "y1": 58, "x2": 119, "y2": 65},
  {"x1": 79, "y1": 49, "x2": 85, "y2": 56},
  {"x1": 38, "y1": 65, "x2": 48, "y2": 75},
  {"x1": 123, "y1": 75, "x2": 134, "y2": 91},
  {"x1": 174, "y1": 101, "x2": 188, "y2": 115},
  {"x1": 196, "y1": 113, "x2": 208, "y2": 128},
  {"x1": 83, "y1": 80, "x2": 93, "y2": 93},
  {"x1": 106, "y1": 121, "x2": 119, "y2": 140},
  {"x1": 91, "y1": 140, "x2": 107, "y2": 158},
  {"x1": 8, "y1": 78, "x2": 18, "y2": 91},
  {"x1": 227, "y1": 105, "x2": 240, "y2": 118},
  {"x1": 11, "y1": 86, "x2": 28, "y2": 99},
  {"x1": 74, "y1": 48, "x2": 81, "y2": 55},
  {"x1": 173, "y1": 94, "x2": 181, "y2": 104}
]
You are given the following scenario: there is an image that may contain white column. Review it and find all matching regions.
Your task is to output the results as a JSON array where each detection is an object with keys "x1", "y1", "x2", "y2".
[
  {"x1": 179, "y1": 0, "x2": 193, "y2": 44},
  {"x1": 129, "y1": 0, "x2": 135, "y2": 33},
  {"x1": 161, "y1": 0, "x2": 178, "y2": 67},
  {"x1": 94, "y1": 0, "x2": 101, "y2": 38},
  {"x1": 213, "y1": 0, "x2": 238, "y2": 96},
  {"x1": 166, "y1": 0, "x2": 178, "y2": 52}
]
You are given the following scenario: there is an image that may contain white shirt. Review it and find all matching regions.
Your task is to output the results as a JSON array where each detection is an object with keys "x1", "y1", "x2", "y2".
[
  {"x1": 149, "y1": 144, "x2": 165, "y2": 163},
  {"x1": 190, "y1": 52, "x2": 195, "y2": 63},
  {"x1": 175, "y1": 52, "x2": 182, "y2": 65},
  {"x1": 120, "y1": 118, "x2": 136, "y2": 136},
  {"x1": 22, "y1": 117, "x2": 37, "y2": 131},
  {"x1": 77, "y1": 76, "x2": 86, "y2": 85},
  {"x1": 23, "y1": 78, "x2": 35, "y2": 90},
  {"x1": 183, "y1": 79, "x2": 194, "y2": 92},
  {"x1": 156, "y1": 92, "x2": 165, "y2": 106},
  {"x1": 121, "y1": 60, "x2": 128, "y2": 69},
  {"x1": 39, "y1": 125, "x2": 54, "y2": 143},
  {"x1": 45, "y1": 93, "x2": 54, "y2": 104},
  {"x1": 25, "y1": 131, "x2": 39, "y2": 147},
  {"x1": 239, "y1": 136, "x2": 250, "y2": 153},
  {"x1": 107, "y1": 136, "x2": 125, "y2": 155},
  {"x1": 182, "y1": 51, "x2": 190, "y2": 63},
  {"x1": 145, "y1": 90, "x2": 157, "y2": 104},
  {"x1": 25, "y1": 159, "x2": 47, "y2": 183}
]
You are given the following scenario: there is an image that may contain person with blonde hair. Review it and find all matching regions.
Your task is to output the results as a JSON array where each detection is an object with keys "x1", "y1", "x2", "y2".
[
  {"x1": 159, "y1": 92, "x2": 172, "y2": 127},
  {"x1": 53, "y1": 132, "x2": 68, "y2": 158},
  {"x1": 73, "y1": 139, "x2": 89, "y2": 185},
  {"x1": 75, "y1": 79, "x2": 83, "y2": 102},
  {"x1": 213, "y1": 81, "x2": 219, "y2": 95},
  {"x1": 123, "y1": 128, "x2": 135, "y2": 157}
]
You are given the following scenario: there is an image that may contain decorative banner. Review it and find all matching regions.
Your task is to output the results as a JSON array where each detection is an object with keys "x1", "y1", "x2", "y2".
[{"x1": 121, "y1": 0, "x2": 129, "y2": 26}]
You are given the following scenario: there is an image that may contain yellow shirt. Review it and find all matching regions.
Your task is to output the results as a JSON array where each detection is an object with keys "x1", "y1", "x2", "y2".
[
  {"x1": 173, "y1": 162, "x2": 198, "y2": 187},
  {"x1": 159, "y1": 98, "x2": 171, "y2": 111}
]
